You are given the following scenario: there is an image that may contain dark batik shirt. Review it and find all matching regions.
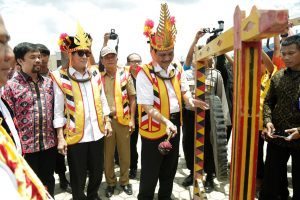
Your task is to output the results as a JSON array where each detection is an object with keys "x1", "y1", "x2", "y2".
[
  {"x1": 263, "y1": 68, "x2": 300, "y2": 130},
  {"x1": 3, "y1": 71, "x2": 57, "y2": 153}
]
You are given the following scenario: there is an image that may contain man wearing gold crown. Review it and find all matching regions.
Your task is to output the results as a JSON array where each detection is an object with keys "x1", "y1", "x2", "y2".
[
  {"x1": 136, "y1": 3, "x2": 209, "y2": 199},
  {"x1": 51, "y1": 24, "x2": 112, "y2": 200},
  {"x1": 0, "y1": 13, "x2": 52, "y2": 200}
]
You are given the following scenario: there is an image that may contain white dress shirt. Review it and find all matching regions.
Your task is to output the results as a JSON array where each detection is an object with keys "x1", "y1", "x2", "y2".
[
  {"x1": 136, "y1": 63, "x2": 189, "y2": 113},
  {"x1": 53, "y1": 67, "x2": 110, "y2": 143},
  {"x1": 0, "y1": 98, "x2": 22, "y2": 154}
]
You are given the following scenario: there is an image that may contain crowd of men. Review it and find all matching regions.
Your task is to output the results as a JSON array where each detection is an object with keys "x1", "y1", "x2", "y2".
[{"x1": 0, "y1": 3, "x2": 300, "y2": 200}]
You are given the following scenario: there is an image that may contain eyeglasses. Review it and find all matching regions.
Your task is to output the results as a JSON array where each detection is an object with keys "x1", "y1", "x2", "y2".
[
  {"x1": 129, "y1": 60, "x2": 142, "y2": 64},
  {"x1": 76, "y1": 50, "x2": 91, "y2": 57}
]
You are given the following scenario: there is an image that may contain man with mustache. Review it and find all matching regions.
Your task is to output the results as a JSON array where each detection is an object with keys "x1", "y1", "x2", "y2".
[{"x1": 3, "y1": 42, "x2": 57, "y2": 197}]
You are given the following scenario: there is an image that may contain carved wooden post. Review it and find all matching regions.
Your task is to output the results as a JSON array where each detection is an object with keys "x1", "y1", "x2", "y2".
[
  {"x1": 193, "y1": 61, "x2": 207, "y2": 200},
  {"x1": 194, "y1": 6, "x2": 288, "y2": 200},
  {"x1": 230, "y1": 7, "x2": 262, "y2": 199}
]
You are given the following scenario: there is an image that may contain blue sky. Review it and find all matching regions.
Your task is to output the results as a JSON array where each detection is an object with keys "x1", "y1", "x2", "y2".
[{"x1": 0, "y1": 0, "x2": 299, "y2": 64}]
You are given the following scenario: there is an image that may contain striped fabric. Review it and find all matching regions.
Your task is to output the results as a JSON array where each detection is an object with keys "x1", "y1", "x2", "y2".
[
  {"x1": 0, "y1": 121, "x2": 50, "y2": 200},
  {"x1": 60, "y1": 72, "x2": 76, "y2": 133},
  {"x1": 120, "y1": 70, "x2": 130, "y2": 119}
]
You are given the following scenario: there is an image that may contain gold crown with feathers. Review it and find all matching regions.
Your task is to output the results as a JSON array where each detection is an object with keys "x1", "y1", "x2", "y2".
[
  {"x1": 143, "y1": 3, "x2": 177, "y2": 51},
  {"x1": 58, "y1": 23, "x2": 92, "y2": 53}
]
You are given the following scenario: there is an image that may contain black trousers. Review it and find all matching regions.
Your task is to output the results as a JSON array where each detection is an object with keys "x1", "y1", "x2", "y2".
[
  {"x1": 138, "y1": 113, "x2": 180, "y2": 200},
  {"x1": 130, "y1": 120, "x2": 139, "y2": 170},
  {"x1": 182, "y1": 109, "x2": 195, "y2": 174},
  {"x1": 55, "y1": 152, "x2": 67, "y2": 175},
  {"x1": 67, "y1": 139, "x2": 104, "y2": 200},
  {"x1": 259, "y1": 143, "x2": 300, "y2": 200},
  {"x1": 256, "y1": 131, "x2": 264, "y2": 179},
  {"x1": 24, "y1": 147, "x2": 56, "y2": 197}
]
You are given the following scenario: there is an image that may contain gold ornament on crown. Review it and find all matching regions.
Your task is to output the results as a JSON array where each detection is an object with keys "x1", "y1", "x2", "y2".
[
  {"x1": 58, "y1": 22, "x2": 92, "y2": 53},
  {"x1": 143, "y1": 3, "x2": 177, "y2": 51},
  {"x1": 73, "y1": 23, "x2": 91, "y2": 51}
]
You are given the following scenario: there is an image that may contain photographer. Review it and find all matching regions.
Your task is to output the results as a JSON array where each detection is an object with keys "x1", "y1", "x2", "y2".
[
  {"x1": 101, "y1": 45, "x2": 136, "y2": 198},
  {"x1": 99, "y1": 30, "x2": 118, "y2": 72}
]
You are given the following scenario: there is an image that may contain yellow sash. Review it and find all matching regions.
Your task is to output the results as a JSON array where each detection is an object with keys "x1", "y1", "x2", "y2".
[
  {"x1": 0, "y1": 118, "x2": 49, "y2": 199},
  {"x1": 51, "y1": 66, "x2": 105, "y2": 145},
  {"x1": 138, "y1": 64, "x2": 182, "y2": 139}
]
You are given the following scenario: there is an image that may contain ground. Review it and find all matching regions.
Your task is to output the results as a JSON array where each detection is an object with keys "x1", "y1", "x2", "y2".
[{"x1": 54, "y1": 134, "x2": 293, "y2": 200}]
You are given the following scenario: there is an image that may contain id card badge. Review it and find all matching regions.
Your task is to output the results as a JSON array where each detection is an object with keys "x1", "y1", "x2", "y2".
[{"x1": 205, "y1": 79, "x2": 215, "y2": 93}]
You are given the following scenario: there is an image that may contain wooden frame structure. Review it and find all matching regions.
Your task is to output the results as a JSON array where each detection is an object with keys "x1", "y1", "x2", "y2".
[{"x1": 193, "y1": 6, "x2": 288, "y2": 200}]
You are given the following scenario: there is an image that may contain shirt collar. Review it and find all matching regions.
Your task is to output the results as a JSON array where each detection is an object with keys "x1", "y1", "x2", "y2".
[
  {"x1": 103, "y1": 66, "x2": 121, "y2": 77},
  {"x1": 19, "y1": 70, "x2": 44, "y2": 82},
  {"x1": 284, "y1": 67, "x2": 300, "y2": 78},
  {"x1": 153, "y1": 63, "x2": 175, "y2": 75},
  {"x1": 69, "y1": 66, "x2": 88, "y2": 76}
]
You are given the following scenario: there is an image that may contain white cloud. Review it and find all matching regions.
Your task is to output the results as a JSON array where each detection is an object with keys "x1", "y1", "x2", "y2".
[{"x1": 1, "y1": 0, "x2": 299, "y2": 65}]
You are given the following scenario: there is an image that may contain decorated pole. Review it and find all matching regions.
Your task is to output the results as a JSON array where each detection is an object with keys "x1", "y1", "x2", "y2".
[
  {"x1": 194, "y1": 6, "x2": 288, "y2": 199},
  {"x1": 193, "y1": 61, "x2": 207, "y2": 200}
]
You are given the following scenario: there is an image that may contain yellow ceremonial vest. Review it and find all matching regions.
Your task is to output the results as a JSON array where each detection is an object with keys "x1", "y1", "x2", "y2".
[
  {"x1": 259, "y1": 65, "x2": 278, "y2": 130},
  {"x1": 0, "y1": 118, "x2": 49, "y2": 200},
  {"x1": 138, "y1": 64, "x2": 182, "y2": 139},
  {"x1": 102, "y1": 68, "x2": 131, "y2": 126},
  {"x1": 115, "y1": 68, "x2": 131, "y2": 125},
  {"x1": 51, "y1": 66, "x2": 105, "y2": 145}
]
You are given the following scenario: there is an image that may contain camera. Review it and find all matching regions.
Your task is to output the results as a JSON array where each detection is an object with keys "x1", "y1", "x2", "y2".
[
  {"x1": 210, "y1": 20, "x2": 224, "y2": 34},
  {"x1": 201, "y1": 20, "x2": 224, "y2": 35},
  {"x1": 202, "y1": 28, "x2": 210, "y2": 33},
  {"x1": 109, "y1": 29, "x2": 118, "y2": 40}
]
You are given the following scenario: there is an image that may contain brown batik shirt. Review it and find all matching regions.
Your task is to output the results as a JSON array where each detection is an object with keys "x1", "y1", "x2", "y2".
[{"x1": 263, "y1": 68, "x2": 300, "y2": 131}]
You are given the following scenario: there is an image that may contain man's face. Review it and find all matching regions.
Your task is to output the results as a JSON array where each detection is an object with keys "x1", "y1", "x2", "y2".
[
  {"x1": 70, "y1": 50, "x2": 90, "y2": 71},
  {"x1": 0, "y1": 15, "x2": 14, "y2": 86},
  {"x1": 102, "y1": 53, "x2": 118, "y2": 70},
  {"x1": 204, "y1": 58, "x2": 214, "y2": 68},
  {"x1": 151, "y1": 48, "x2": 174, "y2": 69},
  {"x1": 18, "y1": 51, "x2": 41, "y2": 74},
  {"x1": 128, "y1": 54, "x2": 142, "y2": 69},
  {"x1": 281, "y1": 44, "x2": 300, "y2": 70},
  {"x1": 40, "y1": 53, "x2": 49, "y2": 74}
]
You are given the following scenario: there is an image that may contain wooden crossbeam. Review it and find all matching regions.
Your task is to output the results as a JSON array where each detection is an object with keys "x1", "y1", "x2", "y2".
[
  {"x1": 290, "y1": 17, "x2": 300, "y2": 26},
  {"x1": 195, "y1": 6, "x2": 288, "y2": 61}
]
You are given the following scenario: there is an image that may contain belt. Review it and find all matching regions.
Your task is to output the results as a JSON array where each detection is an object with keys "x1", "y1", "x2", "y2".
[{"x1": 170, "y1": 112, "x2": 180, "y2": 120}]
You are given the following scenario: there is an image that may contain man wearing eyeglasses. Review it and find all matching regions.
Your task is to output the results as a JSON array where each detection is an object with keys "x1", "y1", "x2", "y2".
[
  {"x1": 137, "y1": 4, "x2": 209, "y2": 199},
  {"x1": 51, "y1": 24, "x2": 112, "y2": 200},
  {"x1": 126, "y1": 53, "x2": 142, "y2": 180},
  {"x1": 100, "y1": 46, "x2": 136, "y2": 198}
]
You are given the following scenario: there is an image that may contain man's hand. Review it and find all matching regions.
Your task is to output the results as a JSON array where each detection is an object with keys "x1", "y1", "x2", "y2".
[
  {"x1": 285, "y1": 128, "x2": 300, "y2": 141},
  {"x1": 262, "y1": 122, "x2": 276, "y2": 140},
  {"x1": 129, "y1": 119, "x2": 135, "y2": 134},
  {"x1": 190, "y1": 98, "x2": 209, "y2": 110},
  {"x1": 165, "y1": 120, "x2": 177, "y2": 138},
  {"x1": 104, "y1": 121, "x2": 113, "y2": 137},
  {"x1": 196, "y1": 29, "x2": 206, "y2": 40},
  {"x1": 57, "y1": 137, "x2": 68, "y2": 156},
  {"x1": 103, "y1": 33, "x2": 110, "y2": 47}
]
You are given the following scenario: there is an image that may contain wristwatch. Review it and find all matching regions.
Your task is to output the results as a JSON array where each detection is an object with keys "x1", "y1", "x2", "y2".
[{"x1": 105, "y1": 116, "x2": 112, "y2": 123}]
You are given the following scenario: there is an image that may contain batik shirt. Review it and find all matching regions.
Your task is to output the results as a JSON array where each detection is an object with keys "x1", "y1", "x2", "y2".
[
  {"x1": 264, "y1": 68, "x2": 300, "y2": 130},
  {"x1": 3, "y1": 71, "x2": 57, "y2": 153}
]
